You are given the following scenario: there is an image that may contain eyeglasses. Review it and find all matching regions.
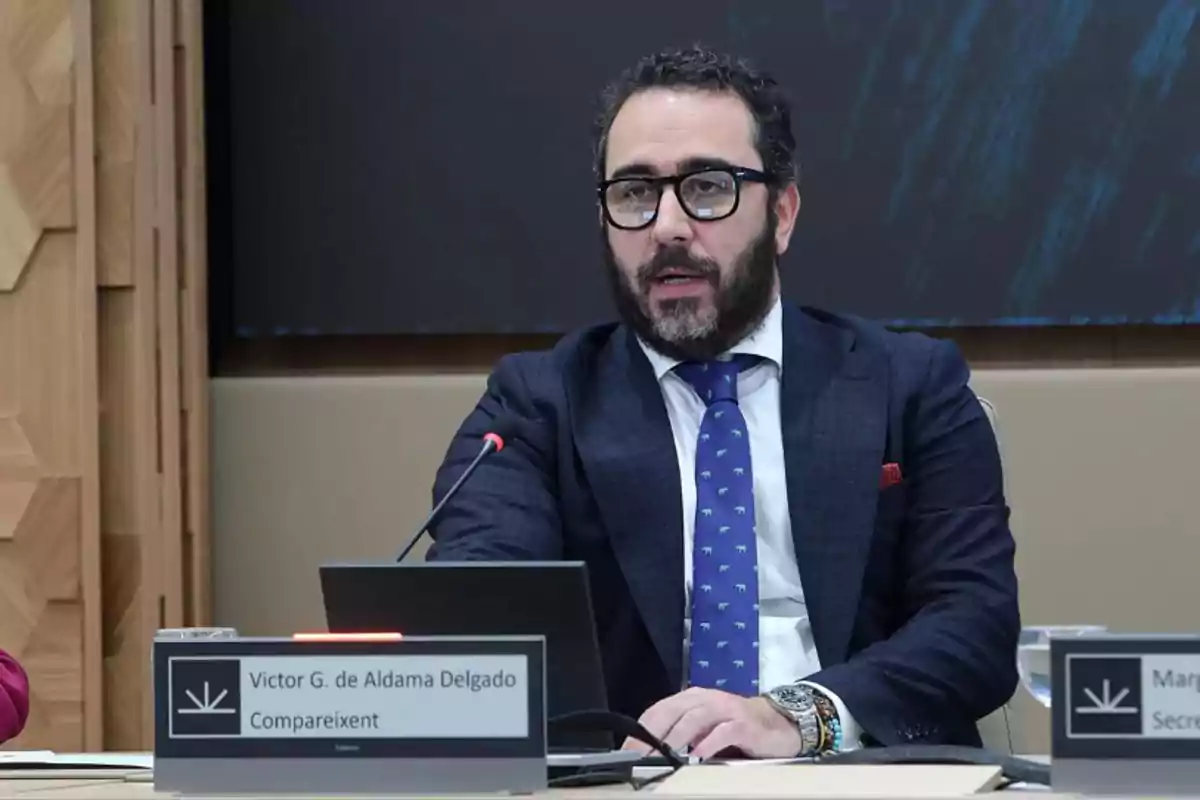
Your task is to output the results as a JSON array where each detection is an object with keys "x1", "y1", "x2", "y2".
[{"x1": 598, "y1": 166, "x2": 774, "y2": 231}]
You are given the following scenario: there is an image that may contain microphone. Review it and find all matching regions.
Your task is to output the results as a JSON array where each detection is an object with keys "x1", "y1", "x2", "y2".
[{"x1": 394, "y1": 414, "x2": 518, "y2": 562}]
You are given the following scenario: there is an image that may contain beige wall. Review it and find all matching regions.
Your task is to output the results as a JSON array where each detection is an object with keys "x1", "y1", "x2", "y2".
[{"x1": 210, "y1": 365, "x2": 1200, "y2": 756}]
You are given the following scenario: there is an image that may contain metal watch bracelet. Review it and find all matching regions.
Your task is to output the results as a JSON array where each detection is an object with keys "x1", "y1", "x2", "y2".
[{"x1": 762, "y1": 684, "x2": 822, "y2": 755}]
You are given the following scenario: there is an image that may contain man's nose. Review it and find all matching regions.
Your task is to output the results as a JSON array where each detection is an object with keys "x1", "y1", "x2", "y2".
[{"x1": 651, "y1": 188, "x2": 693, "y2": 244}]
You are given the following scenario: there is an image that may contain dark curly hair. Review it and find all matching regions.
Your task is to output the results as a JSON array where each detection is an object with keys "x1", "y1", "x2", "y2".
[{"x1": 592, "y1": 45, "x2": 798, "y2": 186}]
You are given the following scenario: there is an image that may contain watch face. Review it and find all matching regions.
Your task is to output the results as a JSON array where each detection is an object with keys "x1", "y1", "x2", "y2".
[{"x1": 773, "y1": 685, "x2": 814, "y2": 712}]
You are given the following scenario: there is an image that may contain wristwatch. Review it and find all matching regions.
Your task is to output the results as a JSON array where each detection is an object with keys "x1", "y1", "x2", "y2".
[{"x1": 762, "y1": 684, "x2": 821, "y2": 755}]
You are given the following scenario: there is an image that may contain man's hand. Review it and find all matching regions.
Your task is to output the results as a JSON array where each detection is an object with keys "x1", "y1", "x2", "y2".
[{"x1": 623, "y1": 687, "x2": 804, "y2": 760}]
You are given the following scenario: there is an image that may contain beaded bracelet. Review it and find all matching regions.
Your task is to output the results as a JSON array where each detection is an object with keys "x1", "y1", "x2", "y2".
[{"x1": 812, "y1": 692, "x2": 842, "y2": 754}]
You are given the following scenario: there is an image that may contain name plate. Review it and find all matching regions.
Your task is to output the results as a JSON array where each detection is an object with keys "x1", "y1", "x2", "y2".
[
  {"x1": 153, "y1": 635, "x2": 546, "y2": 795},
  {"x1": 1052, "y1": 634, "x2": 1200, "y2": 794}
]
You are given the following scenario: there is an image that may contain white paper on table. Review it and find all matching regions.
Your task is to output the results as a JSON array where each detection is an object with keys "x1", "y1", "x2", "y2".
[
  {"x1": 0, "y1": 750, "x2": 55, "y2": 762},
  {"x1": 0, "y1": 751, "x2": 152, "y2": 769}
]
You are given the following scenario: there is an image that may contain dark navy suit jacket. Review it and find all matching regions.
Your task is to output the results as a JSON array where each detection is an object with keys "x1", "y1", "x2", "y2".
[{"x1": 425, "y1": 304, "x2": 1020, "y2": 747}]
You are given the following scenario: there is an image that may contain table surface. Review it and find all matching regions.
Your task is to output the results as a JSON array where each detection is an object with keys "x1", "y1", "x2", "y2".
[{"x1": 0, "y1": 762, "x2": 1066, "y2": 799}]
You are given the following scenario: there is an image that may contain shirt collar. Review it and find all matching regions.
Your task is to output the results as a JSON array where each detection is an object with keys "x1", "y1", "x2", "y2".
[{"x1": 637, "y1": 296, "x2": 783, "y2": 381}]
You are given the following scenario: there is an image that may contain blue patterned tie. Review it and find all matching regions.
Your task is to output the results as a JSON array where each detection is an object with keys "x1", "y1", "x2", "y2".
[{"x1": 675, "y1": 355, "x2": 760, "y2": 697}]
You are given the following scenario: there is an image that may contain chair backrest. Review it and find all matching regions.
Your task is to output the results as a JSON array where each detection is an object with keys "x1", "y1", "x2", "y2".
[
  {"x1": 973, "y1": 395, "x2": 1015, "y2": 754},
  {"x1": 977, "y1": 396, "x2": 998, "y2": 436}
]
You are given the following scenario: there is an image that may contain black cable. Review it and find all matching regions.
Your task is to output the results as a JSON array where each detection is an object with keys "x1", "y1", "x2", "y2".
[
  {"x1": 544, "y1": 712, "x2": 1051, "y2": 789},
  {"x1": 632, "y1": 767, "x2": 678, "y2": 791},
  {"x1": 545, "y1": 709, "x2": 689, "y2": 790},
  {"x1": 548, "y1": 770, "x2": 633, "y2": 789},
  {"x1": 546, "y1": 768, "x2": 679, "y2": 791},
  {"x1": 546, "y1": 709, "x2": 687, "y2": 768}
]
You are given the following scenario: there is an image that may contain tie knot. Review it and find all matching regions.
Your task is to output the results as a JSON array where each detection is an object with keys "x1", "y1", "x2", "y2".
[{"x1": 674, "y1": 355, "x2": 760, "y2": 405}]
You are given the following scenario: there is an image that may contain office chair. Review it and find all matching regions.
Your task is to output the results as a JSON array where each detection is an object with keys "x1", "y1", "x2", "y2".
[{"x1": 974, "y1": 395, "x2": 1017, "y2": 756}]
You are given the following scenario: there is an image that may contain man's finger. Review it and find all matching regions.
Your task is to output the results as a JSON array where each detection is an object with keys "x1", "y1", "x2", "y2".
[
  {"x1": 636, "y1": 689, "x2": 709, "y2": 743},
  {"x1": 662, "y1": 703, "x2": 725, "y2": 752},
  {"x1": 691, "y1": 719, "x2": 746, "y2": 760},
  {"x1": 620, "y1": 734, "x2": 651, "y2": 753}
]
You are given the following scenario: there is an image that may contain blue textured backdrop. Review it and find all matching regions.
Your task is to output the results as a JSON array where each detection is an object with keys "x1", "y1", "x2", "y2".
[
  {"x1": 766, "y1": 0, "x2": 1200, "y2": 325},
  {"x1": 213, "y1": 0, "x2": 1200, "y2": 335}
]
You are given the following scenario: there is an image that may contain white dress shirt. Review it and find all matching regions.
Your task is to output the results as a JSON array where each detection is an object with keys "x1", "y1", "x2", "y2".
[{"x1": 637, "y1": 297, "x2": 861, "y2": 750}]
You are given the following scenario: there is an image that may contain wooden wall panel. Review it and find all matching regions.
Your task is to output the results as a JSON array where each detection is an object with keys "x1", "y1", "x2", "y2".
[
  {"x1": 94, "y1": 0, "x2": 134, "y2": 289},
  {"x1": 93, "y1": 0, "x2": 211, "y2": 750},
  {"x1": 176, "y1": 0, "x2": 212, "y2": 627},
  {"x1": 151, "y1": 0, "x2": 184, "y2": 632},
  {"x1": 0, "y1": 0, "x2": 102, "y2": 750},
  {"x1": 0, "y1": 0, "x2": 211, "y2": 751},
  {"x1": 95, "y1": 0, "x2": 158, "y2": 750}
]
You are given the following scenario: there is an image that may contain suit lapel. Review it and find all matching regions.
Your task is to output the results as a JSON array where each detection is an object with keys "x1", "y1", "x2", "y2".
[
  {"x1": 780, "y1": 307, "x2": 889, "y2": 666},
  {"x1": 573, "y1": 327, "x2": 685, "y2": 687}
]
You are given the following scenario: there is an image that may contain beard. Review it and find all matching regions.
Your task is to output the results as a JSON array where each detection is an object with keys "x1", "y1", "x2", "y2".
[{"x1": 603, "y1": 213, "x2": 779, "y2": 363}]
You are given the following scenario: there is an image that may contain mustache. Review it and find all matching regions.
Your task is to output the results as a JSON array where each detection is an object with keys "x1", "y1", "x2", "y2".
[{"x1": 636, "y1": 246, "x2": 720, "y2": 285}]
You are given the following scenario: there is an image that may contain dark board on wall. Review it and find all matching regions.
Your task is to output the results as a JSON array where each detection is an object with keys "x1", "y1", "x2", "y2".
[{"x1": 203, "y1": 0, "x2": 1200, "y2": 338}]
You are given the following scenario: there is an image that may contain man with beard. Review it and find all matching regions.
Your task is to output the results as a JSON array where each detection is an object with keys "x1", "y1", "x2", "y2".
[{"x1": 425, "y1": 46, "x2": 1019, "y2": 760}]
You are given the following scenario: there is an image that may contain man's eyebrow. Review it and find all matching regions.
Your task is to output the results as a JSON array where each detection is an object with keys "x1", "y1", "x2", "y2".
[
  {"x1": 609, "y1": 161, "x2": 658, "y2": 180},
  {"x1": 678, "y1": 156, "x2": 737, "y2": 173},
  {"x1": 607, "y1": 156, "x2": 740, "y2": 181}
]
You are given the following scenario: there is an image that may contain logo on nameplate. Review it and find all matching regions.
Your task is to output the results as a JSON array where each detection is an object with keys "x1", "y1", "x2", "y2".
[
  {"x1": 169, "y1": 658, "x2": 242, "y2": 737},
  {"x1": 1067, "y1": 655, "x2": 1142, "y2": 737}
]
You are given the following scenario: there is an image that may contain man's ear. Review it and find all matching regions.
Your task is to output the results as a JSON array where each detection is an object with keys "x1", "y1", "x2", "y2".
[{"x1": 773, "y1": 182, "x2": 801, "y2": 257}]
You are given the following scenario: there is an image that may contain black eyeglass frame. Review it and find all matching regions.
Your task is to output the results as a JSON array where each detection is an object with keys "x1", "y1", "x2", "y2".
[{"x1": 597, "y1": 166, "x2": 776, "y2": 231}]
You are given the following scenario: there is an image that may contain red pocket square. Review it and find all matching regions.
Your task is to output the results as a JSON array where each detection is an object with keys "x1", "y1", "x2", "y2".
[{"x1": 880, "y1": 462, "x2": 903, "y2": 488}]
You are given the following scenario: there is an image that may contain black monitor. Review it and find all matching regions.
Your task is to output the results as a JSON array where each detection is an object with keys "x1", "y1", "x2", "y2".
[{"x1": 318, "y1": 561, "x2": 611, "y2": 751}]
